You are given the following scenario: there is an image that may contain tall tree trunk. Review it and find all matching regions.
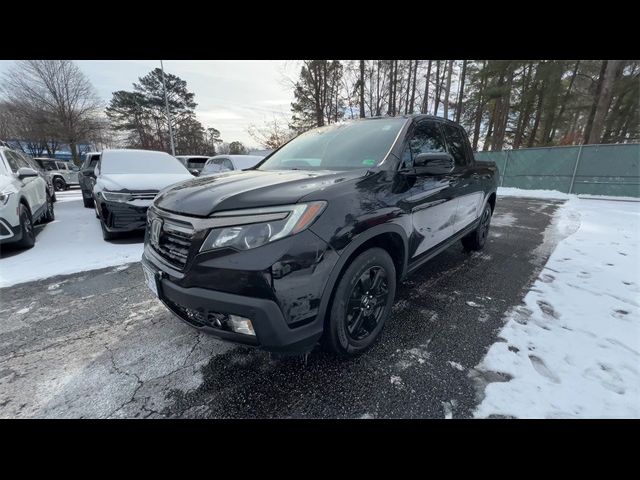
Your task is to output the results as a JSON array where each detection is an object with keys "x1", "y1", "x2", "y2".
[
  {"x1": 583, "y1": 60, "x2": 608, "y2": 143},
  {"x1": 387, "y1": 60, "x2": 394, "y2": 115},
  {"x1": 392, "y1": 60, "x2": 399, "y2": 115},
  {"x1": 513, "y1": 62, "x2": 535, "y2": 149},
  {"x1": 69, "y1": 140, "x2": 79, "y2": 166},
  {"x1": 472, "y1": 61, "x2": 488, "y2": 151},
  {"x1": 549, "y1": 60, "x2": 580, "y2": 143},
  {"x1": 359, "y1": 60, "x2": 366, "y2": 118},
  {"x1": 588, "y1": 60, "x2": 624, "y2": 144},
  {"x1": 409, "y1": 60, "x2": 418, "y2": 114},
  {"x1": 375, "y1": 61, "x2": 382, "y2": 116},
  {"x1": 527, "y1": 83, "x2": 545, "y2": 148},
  {"x1": 455, "y1": 60, "x2": 467, "y2": 123},
  {"x1": 422, "y1": 60, "x2": 432, "y2": 114},
  {"x1": 404, "y1": 61, "x2": 411, "y2": 114},
  {"x1": 433, "y1": 60, "x2": 441, "y2": 115},
  {"x1": 443, "y1": 60, "x2": 454, "y2": 119}
]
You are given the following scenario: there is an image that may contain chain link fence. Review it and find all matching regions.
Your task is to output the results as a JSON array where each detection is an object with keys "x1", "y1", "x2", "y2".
[{"x1": 475, "y1": 143, "x2": 640, "y2": 197}]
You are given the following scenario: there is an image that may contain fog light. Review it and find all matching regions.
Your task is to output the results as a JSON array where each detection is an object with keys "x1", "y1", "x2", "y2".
[{"x1": 228, "y1": 315, "x2": 255, "y2": 336}]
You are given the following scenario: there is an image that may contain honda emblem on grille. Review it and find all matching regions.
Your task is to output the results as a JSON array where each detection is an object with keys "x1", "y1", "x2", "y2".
[{"x1": 151, "y1": 218, "x2": 163, "y2": 246}]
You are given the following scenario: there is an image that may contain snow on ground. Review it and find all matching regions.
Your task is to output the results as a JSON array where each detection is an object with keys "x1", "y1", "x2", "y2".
[
  {"x1": 498, "y1": 186, "x2": 639, "y2": 202},
  {"x1": 0, "y1": 190, "x2": 144, "y2": 288},
  {"x1": 474, "y1": 196, "x2": 640, "y2": 418}
]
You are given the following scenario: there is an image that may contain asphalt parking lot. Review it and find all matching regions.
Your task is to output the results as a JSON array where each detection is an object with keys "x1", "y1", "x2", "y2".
[{"x1": 0, "y1": 196, "x2": 564, "y2": 418}]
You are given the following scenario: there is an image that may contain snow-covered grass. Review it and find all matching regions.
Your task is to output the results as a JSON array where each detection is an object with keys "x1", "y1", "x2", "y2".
[
  {"x1": 498, "y1": 186, "x2": 639, "y2": 202},
  {"x1": 475, "y1": 196, "x2": 640, "y2": 418},
  {"x1": 0, "y1": 190, "x2": 143, "y2": 288}
]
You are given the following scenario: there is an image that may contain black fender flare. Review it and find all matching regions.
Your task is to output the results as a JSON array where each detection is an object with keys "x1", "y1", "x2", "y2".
[{"x1": 313, "y1": 223, "x2": 409, "y2": 329}]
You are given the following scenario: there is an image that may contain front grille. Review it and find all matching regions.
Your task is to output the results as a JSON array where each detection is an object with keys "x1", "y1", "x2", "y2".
[
  {"x1": 130, "y1": 191, "x2": 157, "y2": 201},
  {"x1": 155, "y1": 227, "x2": 193, "y2": 269},
  {"x1": 166, "y1": 299, "x2": 231, "y2": 330}
]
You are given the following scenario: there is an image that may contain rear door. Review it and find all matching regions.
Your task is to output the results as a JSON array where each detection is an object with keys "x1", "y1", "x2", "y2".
[{"x1": 441, "y1": 123, "x2": 484, "y2": 233}]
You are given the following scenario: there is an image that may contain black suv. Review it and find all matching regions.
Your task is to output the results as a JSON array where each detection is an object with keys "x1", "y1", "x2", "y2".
[{"x1": 142, "y1": 115, "x2": 498, "y2": 356}]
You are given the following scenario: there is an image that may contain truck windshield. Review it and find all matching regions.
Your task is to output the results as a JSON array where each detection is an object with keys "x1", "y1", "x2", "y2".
[{"x1": 257, "y1": 118, "x2": 406, "y2": 171}]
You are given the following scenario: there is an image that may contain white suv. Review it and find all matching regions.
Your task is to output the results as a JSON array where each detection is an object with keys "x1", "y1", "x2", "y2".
[{"x1": 0, "y1": 147, "x2": 55, "y2": 250}]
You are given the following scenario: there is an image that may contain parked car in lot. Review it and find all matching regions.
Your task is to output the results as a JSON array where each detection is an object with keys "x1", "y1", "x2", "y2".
[
  {"x1": 93, "y1": 149, "x2": 193, "y2": 241},
  {"x1": 200, "y1": 154, "x2": 265, "y2": 176},
  {"x1": 34, "y1": 158, "x2": 80, "y2": 191},
  {"x1": 21, "y1": 154, "x2": 56, "y2": 202},
  {"x1": 79, "y1": 151, "x2": 101, "y2": 208},
  {"x1": 175, "y1": 155, "x2": 210, "y2": 176},
  {"x1": 0, "y1": 146, "x2": 55, "y2": 250},
  {"x1": 142, "y1": 115, "x2": 498, "y2": 356}
]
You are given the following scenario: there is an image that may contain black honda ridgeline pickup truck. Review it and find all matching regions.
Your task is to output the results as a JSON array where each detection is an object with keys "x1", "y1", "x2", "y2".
[{"x1": 142, "y1": 115, "x2": 498, "y2": 356}]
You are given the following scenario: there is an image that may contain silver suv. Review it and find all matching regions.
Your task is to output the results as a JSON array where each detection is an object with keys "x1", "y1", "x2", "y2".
[
  {"x1": 1, "y1": 147, "x2": 55, "y2": 249},
  {"x1": 34, "y1": 158, "x2": 80, "y2": 191}
]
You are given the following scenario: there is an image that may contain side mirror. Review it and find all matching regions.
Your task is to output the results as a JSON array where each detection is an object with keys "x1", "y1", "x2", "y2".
[
  {"x1": 412, "y1": 152, "x2": 455, "y2": 175},
  {"x1": 188, "y1": 168, "x2": 199, "y2": 176},
  {"x1": 17, "y1": 167, "x2": 38, "y2": 179},
  {"x1": 94, "y1": 165, "x2": 100, "y2": 177}
]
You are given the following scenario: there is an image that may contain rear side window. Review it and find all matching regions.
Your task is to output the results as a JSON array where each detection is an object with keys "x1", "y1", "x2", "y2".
[
  {"x1": 401, "y1": 121, "x2": 447, "y2": 169},
  {"x1": 442, "y1": 124, "x2": 470, "y2": 167},
  {"x1": 41, "y1": 161, "x2": 56, "y2": 171}
]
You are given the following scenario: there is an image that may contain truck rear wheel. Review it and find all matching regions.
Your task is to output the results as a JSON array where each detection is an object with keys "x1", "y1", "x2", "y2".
[{"x1": 462, "y1": 203, "x2": 492, "y2": 251}]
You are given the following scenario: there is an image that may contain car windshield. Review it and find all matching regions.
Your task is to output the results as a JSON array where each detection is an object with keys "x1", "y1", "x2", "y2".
[
  {"x1": 101, "y1": 150, "x2": 189, "y2": 175},
  {"x1": 187, "y1": 159, "x2": 206, "y2": 169},
  {"x1": 257, "y1": 118, "x2": 406, "y2": 171}
]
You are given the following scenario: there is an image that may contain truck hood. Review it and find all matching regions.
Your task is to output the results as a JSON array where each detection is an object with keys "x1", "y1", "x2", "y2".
[
  {"x1": 154, "y1": 169, "x2": 363, "y2": 217},
  {"x1": 98, "y1": 173, "x2": 193, "y2": 192}
]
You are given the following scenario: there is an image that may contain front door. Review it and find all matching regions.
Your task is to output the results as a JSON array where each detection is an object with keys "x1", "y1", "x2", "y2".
[{"x1": 397, "y1": 120, "x2": 459, "y2": 260}]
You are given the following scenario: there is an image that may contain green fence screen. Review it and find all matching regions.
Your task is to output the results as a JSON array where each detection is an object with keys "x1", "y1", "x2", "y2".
[{"x1": 475, "y1": 143, "x2": 640, "y2": 197}]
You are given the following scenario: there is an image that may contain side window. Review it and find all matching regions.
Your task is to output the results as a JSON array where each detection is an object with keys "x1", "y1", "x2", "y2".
[
  {"x1": 400, "y1": 121, "x2": 446, "y2": 169},
  {"x1": 43, "y1": 161, "x2": 56, "y2": 171},
  {"x1": 4, "y1": 151, "x2": 22, "y2": 173},
  {"x1": 442, "y1": 124, "x2": 470, "y2": 167},
  {"x1": 222, "y1": 159, "x2": 234, "y2": 170},
  {"x1": 7, "y1": 151, "x2": 30, "y2": 171},
  {"x1": 56, "y1": 162, "x2": 67, "y2": 170}
]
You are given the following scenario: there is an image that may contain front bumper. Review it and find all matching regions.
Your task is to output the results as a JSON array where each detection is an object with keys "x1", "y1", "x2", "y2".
[
  {"x1": 0, "y1": 217, "x2": 22, "y2": 244},
  {"x1": 142, "y1": 255, "x2": 325, "y2": 352},
  {"x1": 98, "y1": 198, "x2": 151, "y2": 232}
]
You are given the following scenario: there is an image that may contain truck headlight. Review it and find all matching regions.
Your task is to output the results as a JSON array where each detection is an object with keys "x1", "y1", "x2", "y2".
[
  {"x1": 102, "y1": 191, "x2": 133, "y2": 202},
  {"x1": 200, "y1": 201, "x2": 326, "y2": 252}
]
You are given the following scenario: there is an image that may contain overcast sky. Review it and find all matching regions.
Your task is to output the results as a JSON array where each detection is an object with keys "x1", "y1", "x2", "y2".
[{"x1": 0, "y1": 60, "x2": 300, "y2": 146}]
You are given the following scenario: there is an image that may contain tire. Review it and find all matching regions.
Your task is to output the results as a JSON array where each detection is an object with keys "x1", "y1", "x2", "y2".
[
  {"x1": 83, "y1": 194, "x2": 94, "y2": 208},
  {"x1": 42, "y1": 193, "x2": 55, "y2": 223},
  {"x1": 15, "y1": 204, "x2": 36, "y2": 249},
  {"x1": 461, "y1": 203, "x2": 493, "y2": 251},
  {"x1": 322, "y1": 247, "x2": 396, "y2": 357},
  {"x1": 100, "y1": 218, "x2": 118, "y2": 241},
  {"x1": 53, "y1": 177, "x2": 66, "y2": 191}
]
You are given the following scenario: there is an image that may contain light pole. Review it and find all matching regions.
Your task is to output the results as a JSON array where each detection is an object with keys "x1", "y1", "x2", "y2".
[{"x1": 160, "y1": 60, "x2": 176, "y2": 156}]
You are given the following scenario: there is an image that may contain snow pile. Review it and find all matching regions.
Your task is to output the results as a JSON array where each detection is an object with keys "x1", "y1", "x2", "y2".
[
  {"x1": 474, "y1": 197, "x2": 640, "y2": 418},
  {"x1": 498, "y1": 187, "x2": 573, "y2": 200},
  {"x1": 498, "y1": 186, "x2": 639, "y2": 202},
  {"x1": 0, "y1": 191, "x2": 144, "y2": 288}
]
